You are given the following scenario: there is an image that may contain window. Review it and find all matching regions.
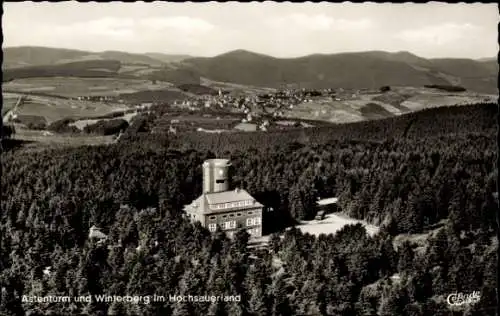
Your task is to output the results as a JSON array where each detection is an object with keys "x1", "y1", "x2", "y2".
[
  {"x1": 208, "y1": 224, "x2": 217, "y2": 232},
  {"x1": 229, "y1": 214, "x2": 235, "y2": 217},
  {"x1": 232, "y1": 202, "x2": 238, "y2": 208},
  {"x1": 237, "y1": 213, "x2": 242, "y2": 217},
  {"x1": 225, "y1": 203, "x2": 231, "y2": 208},
  {"x1": 216, "y1": 179, "x2": 225, "y2": 184},
  {"x1": 246, "y1": 218, "x2": 254, "y2": 226},
  {"x1": 209, "y1": 215, "x2": 216, "y2": 220},
  {"x1": 224, "y1": 221, "x2": 236, "y2": 230},
  {"x1": 244, "y1": 200, "x2": 251, "y2": 206},
  {"x1": 238, "y1": 201, "x2": 245, "y2": 207},
  {"x1": 222, "y1": 215, "x2": 227, "y2": 219},
  {"x1": 246, "y1": 217, "x2": 261, "y2": 226},
  {"x1": 248, "y1": 211, "x2": 253, "y2": 215}
]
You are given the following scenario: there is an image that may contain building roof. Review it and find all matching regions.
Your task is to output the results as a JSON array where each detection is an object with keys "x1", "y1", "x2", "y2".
[
  {"x1": 184, "y1": 195, "x2": 206, "y2": 213},
  {"x1": 206, "y1": 189, "x2": 256, "y2": 204},
  {"x1": 184, "y1": 188, "x2": 263, "y2": 215},
  {"x1": 317, "y1": 197, "x2": 338, "y2": 205}
]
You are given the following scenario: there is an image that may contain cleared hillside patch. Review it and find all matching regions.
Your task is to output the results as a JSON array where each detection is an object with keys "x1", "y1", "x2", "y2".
[
  {"x1": 359, "y1": 103, "x2": 395, "y2": 120},
  {"x1": 3, "y1": 77, "x2": 175, "y2": 98},
  {"x1": 10, "y1": 94, "x2": 126, "y2": 124}
]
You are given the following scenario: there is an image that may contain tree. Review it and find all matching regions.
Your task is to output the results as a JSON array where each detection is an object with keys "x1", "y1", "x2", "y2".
[
  {"x1": 288, "y1": 186, "x2": 306, "y2": 221},
  {"x1": 406, "y1": 269, "x2": 433, "y2": 302},
  {"x1": 270, "y1": 275, "x2": 292, "y2": 316},
  {"x1": 172, "y1": 299, "x2": 195, "y2": 316},
  {"x1": 233, "y1": 229, "x2": 250, "y2": 255},
  {"x1": 247, "y1": 287, "x2": 269, "y2": 316},
  {"x1": 397, "y1": 242, "x2": 414, "y2": 274},
  {"x1": 378, "y1": 287, "x2": 409, "y2": 316},
  {"x1": 269, "y1": 233, "x2": 281, "y2": 254}
]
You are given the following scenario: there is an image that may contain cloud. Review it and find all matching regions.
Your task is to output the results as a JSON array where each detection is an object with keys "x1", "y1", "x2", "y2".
[
  {"x1": 394, "y1": 23, "x2": 481, "y2": 45},
  {"x1": 269, "y1": 14, "x2": 372, "y2": 31},
  {"x1": 54, "y1": 17, "x2": 137, "y2": 40},
  {"x1": 50, "y1": 16, "x2": 215, "y2": 42},
  {"x1": 140, "y1": 16, "x2": 215, "y2": 33}
]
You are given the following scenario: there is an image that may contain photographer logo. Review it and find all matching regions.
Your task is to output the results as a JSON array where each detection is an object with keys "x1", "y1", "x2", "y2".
[{"x1": 447, "y1": 291, "x2": 481, "y2": 307}]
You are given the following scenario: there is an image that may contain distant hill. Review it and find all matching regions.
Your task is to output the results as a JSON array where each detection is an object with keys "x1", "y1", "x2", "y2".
[
  {"x1": 2, "y1": 47, "x2": 498, "y2": 94},
  {"x1": 427, "y1": 58, "x2": 498, "y2": 93},
  {"x1": 179, "y1": 50, "x2": 498, "y2": 93},
  {"x1": 88, "y1": 51, "x2": 166, "y2": 66},
  {"x1": 477, "y1": 57, "x2": 497, "y2": 62},
  {"x1": 2, "y1": 59, "x2": 122, "y2": 81},
  {"x1": 3, "y1": 46, "x2": 91, "y2": 68},
  {"x1": 144, "y1": 52, "x2": 192, "y2": 63},
  {"x1": 2, "y1": 46, "x2": 188, "y2": 68}
]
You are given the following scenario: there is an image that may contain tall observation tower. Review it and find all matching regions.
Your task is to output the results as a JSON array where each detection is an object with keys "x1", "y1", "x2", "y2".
[{"x1": 202, "y1": 159, "x2": 231, "y2": 193}]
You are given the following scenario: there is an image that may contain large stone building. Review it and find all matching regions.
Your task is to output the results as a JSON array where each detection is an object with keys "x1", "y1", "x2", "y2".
[{"x1": 184, "y1": 159, "x2": 263, "y2": 238}]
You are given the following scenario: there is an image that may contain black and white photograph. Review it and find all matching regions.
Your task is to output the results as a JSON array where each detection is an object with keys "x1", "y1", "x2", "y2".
[{"x1": 0, "y1": 2, "x2": 498, "y2": 315}]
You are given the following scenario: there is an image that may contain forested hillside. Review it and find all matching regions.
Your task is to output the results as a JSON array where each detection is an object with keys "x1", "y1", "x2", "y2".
[
  {"x1": 1, "y1": 103, "x2": 497, "y2": 315},
  {"x1": 180, "y1": 50, "x2": 498, "y2": 93},
  {"x1": 3, "y1": 47, "x2": 497, "y2": 94}
]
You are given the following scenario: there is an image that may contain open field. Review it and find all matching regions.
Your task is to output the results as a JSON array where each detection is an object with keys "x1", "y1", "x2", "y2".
[
  {"x1": 295, "y1": 212, "x2": 380, "y2": 237},
  {"x1": 248, "y1": 212, "x2": 380, "y2": 250},
  {"x1": 3, "y1": 92, "x2": 126, "y2": 124},
  {"x1": 1, "y1": 94, "x2": 19, "y2": 116},
  {"x1": 2, "y1": 77, "x2": 177, "y2": 98},
  {"x1": 69, "y1": 111, "x2": 138, "y2": 130},
  {"x1": 8, "y1": 125, "x2": 116, "y2": 151},
  {"x1": 281, "y1": 86, "x2": 497, "y2": 123},
  {"x1": 200, "y1": 77, "x2": 277, "y2": 95}
]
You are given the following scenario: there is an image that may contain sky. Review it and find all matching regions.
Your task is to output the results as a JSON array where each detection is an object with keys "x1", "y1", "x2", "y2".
[{"x1": 2, "y1": 2, "x2": 498, "y2": 59}]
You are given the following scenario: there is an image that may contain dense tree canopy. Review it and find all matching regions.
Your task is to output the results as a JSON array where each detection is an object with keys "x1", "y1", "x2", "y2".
[{"x1": 0, "y1": 102, "x2": 497, "y2": 315}]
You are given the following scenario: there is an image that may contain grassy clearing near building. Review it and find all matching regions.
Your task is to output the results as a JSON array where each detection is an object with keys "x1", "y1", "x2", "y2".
[{"x1": 295, "y1": 212, "x2": 380, "y2": 237}]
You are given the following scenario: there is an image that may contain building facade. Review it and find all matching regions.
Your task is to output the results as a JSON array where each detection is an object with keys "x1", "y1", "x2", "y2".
[{"x1": 184, "y1": 159, "x2": 263, "y2": 238}]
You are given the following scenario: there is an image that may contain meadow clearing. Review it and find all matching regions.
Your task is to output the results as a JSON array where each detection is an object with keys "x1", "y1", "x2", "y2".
[
  {"x1": 3, "y1": 92, "x2": 127, "y2": 124},
  {"x1": 2, "y1": 77, "x2": 176, "y2": 98}
]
